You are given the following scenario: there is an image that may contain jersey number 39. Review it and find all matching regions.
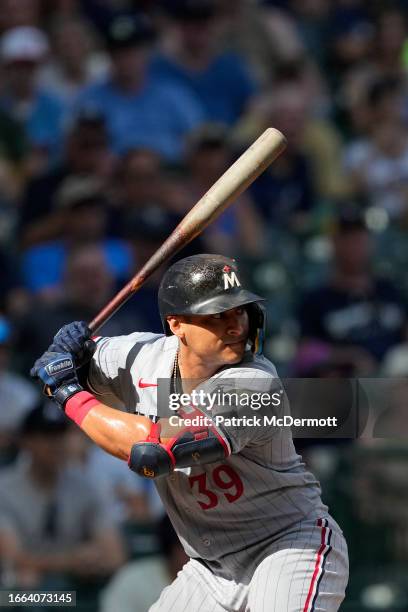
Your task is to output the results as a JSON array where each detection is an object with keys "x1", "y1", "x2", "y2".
[{"x1": 189, "y1": 465, "x2": 244, "y2": 510}]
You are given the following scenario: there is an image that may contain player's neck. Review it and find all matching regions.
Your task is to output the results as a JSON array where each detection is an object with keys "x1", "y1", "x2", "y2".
[{"x1": 177, "y1": 345, "x2": 220, "y2": 386}]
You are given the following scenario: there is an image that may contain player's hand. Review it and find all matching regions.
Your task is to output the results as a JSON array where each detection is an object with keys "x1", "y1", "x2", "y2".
[
  {"x1": 49, "y1": 321, "x2": 96, "y2": 367},
  {"x1": 30, "y1": 351, "x2": 83, "y2": 409}
]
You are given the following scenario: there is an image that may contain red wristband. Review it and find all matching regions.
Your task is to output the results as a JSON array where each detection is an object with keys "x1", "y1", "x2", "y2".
[{"x1": 65, "y1": 391, "x2": 99, "y2": 426}]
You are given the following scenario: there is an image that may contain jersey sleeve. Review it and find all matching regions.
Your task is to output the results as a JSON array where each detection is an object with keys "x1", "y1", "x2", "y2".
[
  {"x1": 87, "y1": 332, "x2": 158, "y2": 410},
  {"x1": 202, "y1": 365, "x2": 287, "y2": 453}
]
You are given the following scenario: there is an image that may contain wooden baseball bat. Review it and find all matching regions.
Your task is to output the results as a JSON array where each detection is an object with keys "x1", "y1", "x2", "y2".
[{"x1": 89, "y1": 128, "x2": 286, "y2": 333}]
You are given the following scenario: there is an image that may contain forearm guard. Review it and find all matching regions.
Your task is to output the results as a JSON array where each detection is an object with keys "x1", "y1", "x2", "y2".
[{"x1": 128, "y1": 406, "x2": 231, "y2": 479}]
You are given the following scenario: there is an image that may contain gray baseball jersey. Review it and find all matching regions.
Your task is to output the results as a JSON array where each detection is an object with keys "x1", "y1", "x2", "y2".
[{"x1": 88, "y1": 333, "x2": 333, "y2": 582}]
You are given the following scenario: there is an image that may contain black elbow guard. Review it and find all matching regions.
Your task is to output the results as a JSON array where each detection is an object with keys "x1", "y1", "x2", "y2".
[{"x1": 128, "y1": 407, "x2": 231, "y2": 479}]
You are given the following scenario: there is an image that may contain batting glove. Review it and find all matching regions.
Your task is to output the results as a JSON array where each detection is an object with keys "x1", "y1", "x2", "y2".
[
  {"x1": 49, "y1": 321, "x2": 96, "y2": 368},
  {"x1": 30, "y1": 351, "x2": 83, "y2": 409}
]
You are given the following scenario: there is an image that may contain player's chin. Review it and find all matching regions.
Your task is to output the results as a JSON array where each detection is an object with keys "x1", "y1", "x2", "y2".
[{"x1": 222, "y1": 341, "x2": 246, "y2": 363}]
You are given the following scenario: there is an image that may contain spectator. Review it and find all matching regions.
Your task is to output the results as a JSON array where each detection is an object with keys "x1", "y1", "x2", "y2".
[
  {"x1": 75, "y1": 14, "x2": 204, "y2": 160},
  {"x1": 344, "y1": 77, "x2": 408, "y2": 222},
  {"x1": 113, "y1": 148, "x2": 209, "y2": 263},
  {"x1": 0, "y1": 316, "x2": 38, "y2": 466},
  {"x1": 0, "y1": 111, "x2": 27, "y2": 217},
  {"x1": 114, "y1": 148, "x2": 191, "y2": 255},
  {"x1": 290, "y1": 339, "x2": 373, "y2": 455},
  {"x1": 335, "y1": 7, "x2": 408, "y2": 138},
  {"x1": 65, "y1": 429, "x2": 161, "y2": 524},
  {"x1": 236, "y1": 63, "x2": 348, "y2": 203},
  {"x1": 324, "y1": 2, "x2": 374, "y2": 97},
  {"x1": 113, "y1": 149, "x2": 207, "y2": 332},
  {"x1": 292, "y1": 339, "x2": 375, "y2": 379},
  {"x1": 342, "y1": 439, "x2": 408, "y2": 567},
  {"x1": 38, "y1": 15, "x2": 110, "y2": 106},
  {"x1": 0, "y1": 108, "x2": 27, "y2": 168},
  {"x1": 343, "y1": 74, "x2": 405, "y2": 149},
  {"x1": 372, "y1": 379, "x2": 408, "y2": 439},
  {"x1": 241, "y1": 82, "x2": 316, "y2": 231},
  {"x1": 219, "y1": 0, "x2": 306, "y2": 85},
  {"x1": 0, "y1": 0, "x2": 42, "y2": 31},
  {"x1": 152, "y1": 0, "x2": 257, "y2": 125},
  {"x1": 99, "y1": 515, "x2": 188, "y2": 612},
  {"x1": 0, "y1": 27, "x2": 66, "y2": 172},
  {"x1": 382, "y1": 337, "x2": 408, "y2": 378},
  {"x1": 0, "y1": 401, "x2": 126, "y2": 591},
  {"x1": 298, "y1": 210, "x2": 407, "y2": 365},
  {"x1": 0, "y1": 242, "x2": 31, "y2": 322},
  {"x1": 21, "y1": 175, "x2": 133, "y2": 296},
  {"x1": 371, "y1": 8, "x2": 407, "y2": 81},
  {"x1": 185, "y1": 123, "x2": 265, "y2": 256},
  {"x1": 0, "y1": 246, "x2": 23, "y2": 313},
  {"x1": 15, "y1": 243, "x2": 140, "y2": 374},
  {"x1": 78, "y1": 0, "x2": 152, "y2": 34},
  {"x1": 18, "y1": 109, "x2": 114, "y2": 248},
  {"x1": 287, "y1": 0, "x2": 333, "y2": 68}
]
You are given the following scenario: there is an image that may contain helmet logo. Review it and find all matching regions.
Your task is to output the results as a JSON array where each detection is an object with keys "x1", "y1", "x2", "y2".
[{"x1": 223, "y1": 268, "x2": 241, "y2": 290}]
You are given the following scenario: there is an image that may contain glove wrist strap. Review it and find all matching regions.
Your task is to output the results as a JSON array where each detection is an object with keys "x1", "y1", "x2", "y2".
[{"x1": 54, "y1": 383, "x2": 84, "y2": 409}]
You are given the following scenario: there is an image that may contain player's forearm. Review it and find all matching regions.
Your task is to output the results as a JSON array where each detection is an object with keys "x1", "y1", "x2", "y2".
[{"x1": 65, "y1": 392, "x2": 151, "y2": 460}]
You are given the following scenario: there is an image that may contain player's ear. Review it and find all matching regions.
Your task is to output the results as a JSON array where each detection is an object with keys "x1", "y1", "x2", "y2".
[{"x1": 167, "y1": 316, "x2": 185, "y2": 339}]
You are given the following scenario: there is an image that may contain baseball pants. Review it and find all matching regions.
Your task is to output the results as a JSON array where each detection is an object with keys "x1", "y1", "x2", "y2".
[{"x1": 149, "y1": 518, "x2": 349, "y2": 612}]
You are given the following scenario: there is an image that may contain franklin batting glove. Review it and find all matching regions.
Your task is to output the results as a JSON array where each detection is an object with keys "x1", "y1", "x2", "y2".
[{"x1": 31, "y1": 351, "x2": 83, "y2": 409}]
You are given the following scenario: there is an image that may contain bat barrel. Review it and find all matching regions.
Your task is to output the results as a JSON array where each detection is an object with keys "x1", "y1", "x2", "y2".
[{"x1": 180, "y1": 127, "x2": 286, "y2": 230}]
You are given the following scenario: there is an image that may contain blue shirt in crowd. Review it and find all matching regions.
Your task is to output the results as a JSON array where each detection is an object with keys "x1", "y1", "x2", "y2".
[
  {"x1": 22, "y1": 239, "x2": 132, "y2": 293},
  {"x1": 150, "y1": 52, "x2": 257, "y2": 125},
  {"x1": 0, "y1": 90, "x2": 65, "y2": 159},
  {"x1": 74, "y1": 76, "x2": 204, "y2": 160}
]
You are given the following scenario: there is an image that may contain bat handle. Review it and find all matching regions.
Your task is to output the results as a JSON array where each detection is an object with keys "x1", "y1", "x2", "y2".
[{"x1": 43, "y1": 384, "x2": 53, "y2": 397}]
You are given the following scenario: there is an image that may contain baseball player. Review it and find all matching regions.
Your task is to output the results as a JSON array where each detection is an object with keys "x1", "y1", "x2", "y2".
[{"x1": 31, "y1": 254, "x2": 349, "y2": 611}]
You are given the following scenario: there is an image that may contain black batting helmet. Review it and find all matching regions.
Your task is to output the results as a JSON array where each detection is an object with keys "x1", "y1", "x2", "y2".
[{"x1": 158, "y1": 254, "x2": 266, "y2": 354}]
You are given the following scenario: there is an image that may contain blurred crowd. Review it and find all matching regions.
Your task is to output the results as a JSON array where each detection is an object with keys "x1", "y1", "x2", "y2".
[{"x1": 1, "y1": 0, "x2": 408, "y2": 610}]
